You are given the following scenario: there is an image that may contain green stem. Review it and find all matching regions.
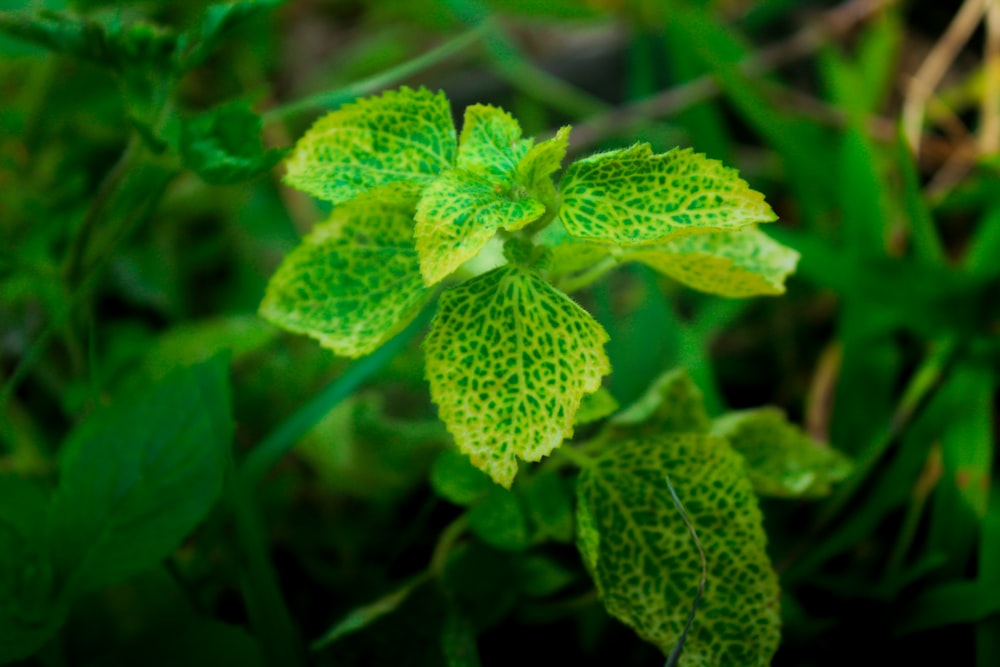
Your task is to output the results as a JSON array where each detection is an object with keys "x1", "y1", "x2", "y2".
[
  {"x1": 430, "y1": 514, "x2": 469, "y2": 579},
  {"x1": 556, "y1": 256, "x2": 619, "y2": 294},
  {"x1": 239, "y1": 302, "x2": 436, "y2": 485},
  {"x1": 264, "y1": 25, "x2": 490, "y2": 122},
  {"x1": 553, "y1": 444, "x2": 595, "y2": 469}
]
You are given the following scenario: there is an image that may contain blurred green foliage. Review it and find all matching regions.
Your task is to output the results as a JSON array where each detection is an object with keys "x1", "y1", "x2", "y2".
[{"x1": 1, "y1": 0, "x2": 999, "y2": 666}]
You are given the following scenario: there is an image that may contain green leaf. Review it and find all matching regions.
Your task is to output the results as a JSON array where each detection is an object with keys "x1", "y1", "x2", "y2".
[
  {"x1": 559, "y1": 145, "x2": 776, "y2": 246},
  {"x1": 516, "y1": 554, "x2": 577, "y2": 597},
  {"x1": 456, "y1": 104, "x2": 531, "y2": 178},
  {"x1": 414, "y1": 169, "x2": 545, "y2": 285},
  {"x1": 430, "y1": 448, "x2": 493, "y2": 506},
  {"x1": 518, "y1": 470, "x2": 574, "y2": 543},
  {"x1": 468, "y1": 486, "x2": 529, "y2": 551},
  {"x1": 536, "y1": 220, "x2": 611, "y2": 278},
  {"x1": 0, "y1": 10, "x2": 175, "y2": 71},
  {"x1": 180, "y1": 101, "x2": 286, "y2": 185},
  {"x1": 575, "y1": 387, "x2": 619, "y2": 425},
  {"x1": 576, "y1": 434, "x2": 780, "y2": 664},
  {"x1": 44, "y1": 358, "x2": 231, "y2": 595},
  {"x1": 515, "y1": 126, "x2": 571, "y2": 199},
  {"x1": 175, "y1": 0, "x2": 283, "y2": 71},
  {"x1": 609, "y1": 368, "x2": 710, "y2": 437},
  {"x1": 259, "y1": 185, "x2": 433, "y2": 358},
  {"x1": 424, "y1": 265, "x2": 610, "y2": 488},
  {"x1": 284, "y1": 86, "x2": 456, "y2": 204},
  {"x1": 711, "y1": 408, "x2": 853, "y2": 498},
  {"x1": 0, "y1": 477, "x2": 64, "y2": 665},
  {"x1": 623, "y1": 226, "x2": 799, "y2": 297}
]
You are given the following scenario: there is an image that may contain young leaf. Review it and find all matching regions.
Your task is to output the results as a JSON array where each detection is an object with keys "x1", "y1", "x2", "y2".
[
  {"x1": 424, "y1": 265, "x2": 610, "y2": 488},
  {"x1": 44, "y1": 357, "x2": 231, "y2": 595},
  {"x1": 609, "y1": 368, "x2": 710, "y2": 437},
  {"x1": 576, "y1": 434, "x2": 780, "y2": 665},
  {"x1": 284, "y1": 86, "x2": 456, "y2": 204},
  {"x1": 312, "y1": 576, "x2": 426, "y2": 650},
  {"x1": 623, "y1": 226, "x2": 800, "y2": 297},
  {"x1": 560, "y1": 146, "x2": 776, "y2": 246},
  {"x1": 711, "y1": 408, "x2": 853, "y2": 498},
  {"x1": 260, "y1": 185, "x2": 433, "y2": 358},
  {"x1": 456, "y1": 104, "x2": 532, "y2": 177},
  {"x1": 468, "y1": 487, "x2": 529, "y2": 551},
  {"x1": 430, "y1": 448, "x2": 493, "y2": 506},
  {"x1": 414, "y1": 105, "x2": 554, "y2": 285},
  {"x1": 515, "y1": 126, "x2": 571, "y2": 199},
  {"x1": 181, "y1": 101, "x2": 286, "y2": 185},
  {"x1": 414, "y1": 169, "x2": 545, "y2": 285}
]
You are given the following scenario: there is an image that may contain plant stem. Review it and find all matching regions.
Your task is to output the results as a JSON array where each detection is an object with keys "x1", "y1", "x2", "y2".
[
  {"x1": 553, "y1": 444, "x2": 595, "y2": 469},
  {"x1": 264, "y1": 25, "x2": 490, "y2": 122},
  {"x1": 557, "y1": 256, "x2": 619, "y2": 294},
  {"x1": 239, "y1": 302, "x2": 436, "y2": 485},
  {"x1": 430, "y1": 514, "x2": 469, "y2": 579}
]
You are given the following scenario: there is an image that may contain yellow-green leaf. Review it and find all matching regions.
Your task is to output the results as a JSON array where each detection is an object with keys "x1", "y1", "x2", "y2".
[
  {"x1": 259, "y1": 185, "x2": 433, "y2": 357},
  {"x1": 711, "y1": 408, "x2": 853, "y2": 498},
  {"x1": 284, "y1": 87, "x2": 456, "y2": 204},
  {"x1": 516, "y1": 125, "x2": 571, "y2": 201},
  {"x1": 457, "y1": 104, "x2": 532, "y2": 177},
  {"x1": 414, "y1": 169, "x2": 545, "y2": 285},
  {"x1": 424, "y1": 266, "x2": 610, "y2": 488},
  {"x1": 560, "y1": 146, "x2": 776, "y2": 246},
  {"x1": 624, "y1": 226, "x2": 799, "y2": 297},
  {"x1": 609, "y1": 368, "x2": 710, "y2": 436},
  {"x1": 575, "y1": 387, "x2": 619, "y2": 425},
  {"x1": 576, "y1": 434, "x2": 780, "y2": 665},
  {"x1": 535, "y1": 220, "x2": 611, "y2": 278}
]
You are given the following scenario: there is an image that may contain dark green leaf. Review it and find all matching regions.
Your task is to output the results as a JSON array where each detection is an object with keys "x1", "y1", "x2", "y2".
[
  {"x1": 44, "y1": 357, "x2": 232, "y2": 595},
  {"x1": 430, "y1": 448, "x2": 493, "y2": 507},
  {"x1": 175, "y1": 0, "x2": 284, "y2": 71},
  {"x1": 468, "y1": 486, "x2": 529, "y2": 551},
  {"x1": 180, "y1": 101, "x2": 286, "y2": 185}
]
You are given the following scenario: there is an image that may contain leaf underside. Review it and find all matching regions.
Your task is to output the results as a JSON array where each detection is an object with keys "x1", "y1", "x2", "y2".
[
  {"x1": 559, "y1": 145, "x2": 777, "y2": 246},
  {"x1": 284, "y1": 86, "x2": 456, "y2": 204},
  {"x1": 424, "y1": 265, "x2": 610, "y2": 488},
  {"x1": 576, "y1": 434, "x2": 781, "y2": 666},
  {"x1": 260, "y1": 184, "x2": 433, "y2": 357},
  {"x1": 712, "y1": 408, "x2": 853, "y2": 498}
]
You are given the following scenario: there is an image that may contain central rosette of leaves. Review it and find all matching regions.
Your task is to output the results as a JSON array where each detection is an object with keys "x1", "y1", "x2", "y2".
[{"x1": 260, "y1": 87, "x2": 795, "y2": 488}]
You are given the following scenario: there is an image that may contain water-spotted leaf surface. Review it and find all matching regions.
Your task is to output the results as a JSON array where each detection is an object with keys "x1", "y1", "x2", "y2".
[
  {"x1": 560, "y1": 146, "x2": 776, "y2": 246},
  {"x1": 624, "y1": 227, "x2": 799, "y2": 297},
  {"x1": 424, "y1": 265, "x2": 610, "y2": 488},
  {"x1": 44, "y1": 358, "x2": 231, "y2": 595},
  {"x1": 609, "y1": 368, "x2": 710, "y2": 437},
  {"x1": 284, "y1": 86, "x2": 456, "y2": 204},
  {"x1": 260, "y1": 185, "x2": 433, "y2": 357},
  {"x1": 711, "y1": 408, "x2": 852, "y2": 498},
  {"x1": 414, "y1": 169, "x2": 545, "y2": 285},
  {"x1": 576, "y1": 435, "x2": 780, "y2": 665},
  {"x1": 430, "y1": 448, "x2": 493, "y2": 506},
  {"x1": 456, "y1": 104, "x2": 532, "y2": 177}
]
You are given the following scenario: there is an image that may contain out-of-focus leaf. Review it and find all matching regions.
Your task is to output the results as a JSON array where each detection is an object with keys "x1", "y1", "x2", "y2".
[
  {"x1": 312, "y1": 576, "x2": 426, "y2": 650},
  {"x1": 468, "y1": 487, "x2": 529, "y2": 551},
  {"x1": 141, "y1": 315, "x2": 277, "y2": 378},
  {"x1": 518, "y1": 470, "x2": 574, "y2": 543},
  {"x1": 430, "y1": 448, "x2": 493, "y2": 507},
  {"x1": 44, "y1": 358, "x2": 231, "y2": 595},
  {"x1": 180, "y1": 101, "x2": 285, "y2": 185},
  {"x1": 574, "y1": 387, "x2": 618, "y2": 425},
  {"x1": 712, "y1": 408, "x2": 852, "y2": 498},
  {"x1": 609, "y1": 367, "x2": 710, "y2": 437},
  {"x1": 175, "y1": 0, "x2": 283, "y2": 71}
]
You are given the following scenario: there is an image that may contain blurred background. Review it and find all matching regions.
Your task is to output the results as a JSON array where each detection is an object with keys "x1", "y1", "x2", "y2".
[{"x1": 1, "y1": 0, "x2": 999, "y2": 665}]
